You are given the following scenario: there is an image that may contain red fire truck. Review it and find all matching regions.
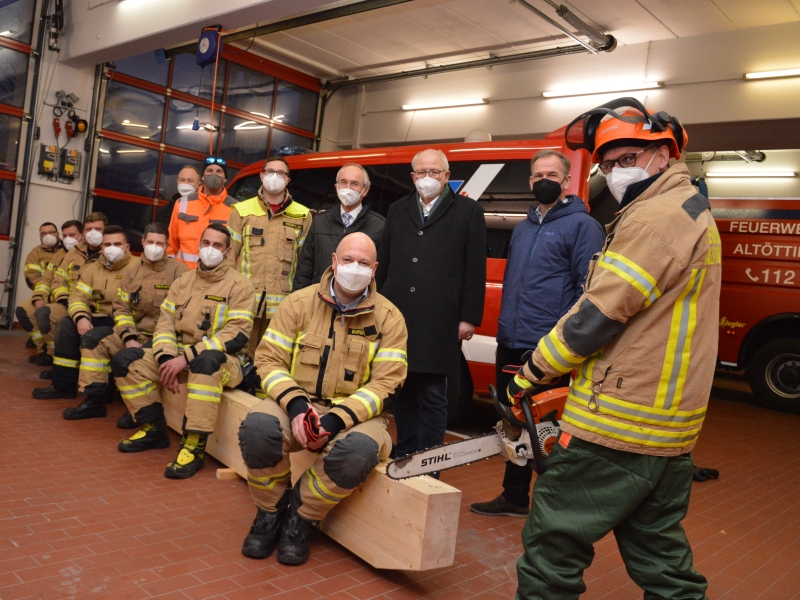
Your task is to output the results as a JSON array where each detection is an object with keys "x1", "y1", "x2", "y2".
[{"x1": 227, "y1": 139, "x2": 800, "y2": 420}]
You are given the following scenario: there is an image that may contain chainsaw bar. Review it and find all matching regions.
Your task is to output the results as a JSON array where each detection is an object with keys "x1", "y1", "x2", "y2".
[{"x1": 386, "y1": 432, "x2": 506, "y2": 480}]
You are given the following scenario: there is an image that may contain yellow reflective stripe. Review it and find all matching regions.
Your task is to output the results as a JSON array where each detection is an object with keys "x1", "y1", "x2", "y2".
[
  {"x1": 289, "y1": 332, "x2": 305, "y2": 378},
  {"x1": 210, "y1": 304, "x2": 227, "y2": 336},
  {"x1": 568, "y1": 384, "x2": 706, "y2": 427},
  {"x1": 264, "y1": 295, "x2": 286, "y2": 317},
  {"x1": 75, "y1": 281, "x2": 93, "y2": 296},
  {"x1": 226, "y1": 310, "x2": 254, "y2": 323},
  {"x1": 31, "y1": 331, "x2": 44, "y2": 341},
  {"x1": 247, "y1": 469, "x2": 290, "y2": 490},
  {"x1": 160, "y1": 299, "x2": 176, "y2": 313},
  {"x1": 187, "y1": 383, "x2": 222, "y2": 402},
  {"x1": 33, "y1": 283, "x2": 50, "y2": 294},
  {"x1": 229, "y1": 228, "x2": 243, "y2": 244},
  {"x1": 203, "y1": 337, "x2": 223, "y2": 352},
  {"x1": 349, "y1": 387, "x2": 381, "y2": 419},
  {"x1": 25, "y1": 263, "x2": 44, "y2": 274},
  {"x1": 563, "y1": 404, "x2": 702, "y2": 448},
  {"x1": 705, "y1": 226, "x2": 722, "y2": 265},
  {"x1": 53, "y1": 357, "x2": 79, "y2": 369},
  {"x1": 239, "y1": 224, "x2": 252, "y2": 279},
  {"x1": 263, "y1": 369, "x2": 293, "y2": 395},
  {"x1": 52, "y1": 287, "x2": 69, "y2": 298},
  {"x1": 114, "y1": 314, "x2": 135, "y2": 327},
  {"x1": 373, "y1": 348, "x2": 408, "y2": 366},
  {"x1": 306, "y1": 467, "x2": 348, "y2": 505},
  {"x1": 539, "y1": 329, "x2": 583, "y2": 373},
  {"x1": 81, "y1": 358, "x2": 111, "y2": 373},
  {"x1": 263, "y1": 328, "x2": 294, "y2": 352},
  {"x1": 255, "y1": 390, "x2": 267, "y2": 399},
  {"x1": 118, "y1": 381, "x2": 158, "y2": 400},
  {"x1": 362, "y1": 341, "x2": 378, "y2": 384},
  {"x1": 153, "y1": 333, "x2": 177, "y2": 345},
  {"x1": 68, "y1": 302, "x2": 91, "y2": 316},
  {"x1": 655, "y1": 268, "x2": 706, "y2": 410},
  {"x1": 598, "y1": 250, "x2": 662, "y2": 307}
]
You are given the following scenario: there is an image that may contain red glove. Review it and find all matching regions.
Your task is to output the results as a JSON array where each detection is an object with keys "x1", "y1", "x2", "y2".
[{"x1": 303, "y1": 408, "x2": 323, "y2": 444}]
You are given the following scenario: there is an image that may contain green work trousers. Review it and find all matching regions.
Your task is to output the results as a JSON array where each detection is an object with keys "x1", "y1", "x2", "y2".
[{"x1": 515, "y1": 434, "x2": 708, "y2": 600}]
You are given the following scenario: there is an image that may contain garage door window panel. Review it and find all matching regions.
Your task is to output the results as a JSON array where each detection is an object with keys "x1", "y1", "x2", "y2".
[
  {"x1": 96, "y1": 142, "x2": 159, "y2": 197},
  {"x1": 0, "y1": 46, "x2": 29, "y2": 108},
  {"x1": 274, "y1": 81, "x2": 317, "y2": 132},
  {"x1": 171, "y1": 53, "x2": 226, "y2": 104},
  {"x1": 101, "y1": 81, "x2": 165, "y2": 142},
  {"x1": 0, "y1": 114, "x2": 21, "y2": 171},
  {"x1": 113, "y1": 52, "x2": 170, "y2": 87},
  {"x1": 164, "y1": 99, "x2": 221, "y2": 153}
]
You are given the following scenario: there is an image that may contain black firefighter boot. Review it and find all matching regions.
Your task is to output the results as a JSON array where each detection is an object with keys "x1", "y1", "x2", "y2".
[
  {"x1": 118, "y1": 413, "x2": 170, "y2": 453},
  {"x1": 33, "y1": 385, "x2": 76, "y2": 400},
  {"x1": 241, "y1": 487, "x2": 292, "y2": 559},
  {"x1": 116, "y1": 410, "x2": 136, "y2": 429},
  {"x1": 164, "y1": 432, "x2": 207, "y2": 479},
  {"x1": 277, "y1": 485, "x2": 315, "y2": 566},
  {"x1": 34, "y1": 352, "x2": 53, "y2": 367},
  {"x1": 63, "y1": 395, "x2": 107, "y2": 420}
]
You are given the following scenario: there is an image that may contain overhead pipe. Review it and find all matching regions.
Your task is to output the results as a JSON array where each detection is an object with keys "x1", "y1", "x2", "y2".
[
  {"x1": 163, "y1": 0, "x2": 415, "y2": 59},
  {"x1": 539, "y1": 0, "x2": 616, "y2": 51}
]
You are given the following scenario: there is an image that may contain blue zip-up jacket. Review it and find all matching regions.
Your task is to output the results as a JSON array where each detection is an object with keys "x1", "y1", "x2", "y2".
[{"x1": 497, "y1": 195, "x2": 606, "y2": 350}]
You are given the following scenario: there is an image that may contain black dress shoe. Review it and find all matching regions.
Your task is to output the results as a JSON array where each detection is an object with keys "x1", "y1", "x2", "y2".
[
  {"x1": 33, "y1": 385, "x2": 76, "y2": 400},
  {"x1": 63, "y1": 398, "x2": 107, "y2": 420}
]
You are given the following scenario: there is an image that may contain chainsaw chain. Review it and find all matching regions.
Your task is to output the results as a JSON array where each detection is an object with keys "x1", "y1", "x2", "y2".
[{"x1": 388, "y1": 431, "x2": 503, "y2": 480}]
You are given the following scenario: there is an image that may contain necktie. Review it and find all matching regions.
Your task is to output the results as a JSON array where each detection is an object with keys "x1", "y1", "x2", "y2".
[{"x1": 342, "y1": 213, "x2": 351, "y2": 228}]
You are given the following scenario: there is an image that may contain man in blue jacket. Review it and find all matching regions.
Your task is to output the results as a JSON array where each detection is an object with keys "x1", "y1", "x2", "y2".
[{"x1": 471, "y1": 149, "x2": 605, "y2": 517}]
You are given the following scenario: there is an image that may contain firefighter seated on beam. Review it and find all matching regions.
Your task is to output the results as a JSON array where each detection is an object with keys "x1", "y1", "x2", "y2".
[
  {"x1": 33, "y1": 223, "x2": 134, "y2": 402},
  {"x1": 63, "y1": 222, "x2": 188, "y2": 423},
  {"x1": 237, "y1": 232, "x2": 408, "y2": 566},
  {"x1": 112, "y1": 224, "x2": 255, "y2": 479}
]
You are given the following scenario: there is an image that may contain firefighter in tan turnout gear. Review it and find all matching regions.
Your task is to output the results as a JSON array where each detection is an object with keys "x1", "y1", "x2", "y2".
[
  {"x1": 113, "y1": 224, "x2": 255, "y2": 479},
  {"x1": 227, "y1": 156, "x2": 313, "y2": 358},
  {"x1": 62, "y1": 223, "x2": 188, "y2": 423},
  {"x1": 509, "y1": 98, "x2": 721, "y2": 600},
  {"x1": 238, "y1": 232, "x2": 407, "y2": 566}
]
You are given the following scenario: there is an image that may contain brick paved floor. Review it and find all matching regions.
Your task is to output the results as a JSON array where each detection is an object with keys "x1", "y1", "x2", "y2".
[{"x1": 0, "y1": 331, "x2": 799, "y2": 599}]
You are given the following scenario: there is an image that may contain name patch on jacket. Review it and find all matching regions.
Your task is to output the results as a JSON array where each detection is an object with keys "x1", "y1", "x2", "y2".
[
  {"x1": 283, "y1": 222, "x2": 303, "y2": 230},
  {"x1": 348, "y1": 328, "x2": 366, "y2": 337},
  {"x1": 117, "y1": 275, "x2": 123, "y2": 279},
  {"x1": 204, "y1": 295, "x2": 227, "y2": 302},
  {"x1": 154, "y1": 284, "x2": 171, "y2": 290},
  {"x1": 349, "y1": 325, "x2": 377, "y2": 337}
]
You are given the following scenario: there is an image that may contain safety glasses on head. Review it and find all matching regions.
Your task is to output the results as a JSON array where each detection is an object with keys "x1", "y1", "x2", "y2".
[
  {"x1": 563, "y1": 97, "x2": 687, "y2": 163},
  {"x1": 205, "y1": 156, "x2": 227, "y2": 167}
]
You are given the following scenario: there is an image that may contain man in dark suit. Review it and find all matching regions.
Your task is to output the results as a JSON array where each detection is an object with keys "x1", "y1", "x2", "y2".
[{"x1": 376, "y1": 149, "x2": 486, "y2": 461}]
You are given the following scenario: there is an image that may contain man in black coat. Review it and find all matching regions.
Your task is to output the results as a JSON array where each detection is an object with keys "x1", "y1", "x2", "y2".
[
  {"x1": 293, "y1": 163, "x2": 386, "y2": 290},
  {"x1": 376, "y1": 148, "x2": 487, "y2": 459}
]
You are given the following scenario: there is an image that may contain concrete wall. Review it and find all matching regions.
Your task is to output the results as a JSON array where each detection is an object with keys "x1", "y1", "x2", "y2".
[{"x1": 322, "y1": 21, "x2": 800, "y2": 147}]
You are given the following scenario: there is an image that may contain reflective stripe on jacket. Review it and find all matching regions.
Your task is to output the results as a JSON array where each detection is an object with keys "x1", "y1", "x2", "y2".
[
  {"x1": 31, "y1": 247, "x2": 66, "y2": 299},
  {"x1": 24, "y1": 244, "x2": 64, "y2": 290},
  {"x1": 522, "y1": 164, "x2": 722, "y2": 456},
  {"x1": 228, "y1": 191, "x2": 312, "y2": 319},
  {"x1": 68, "y1": 252, "x2": 136, "y2": 322},
  {"x1": 152, "y1": 262, "x2": 255, "y2": 362},
  {"x1": 112, "y1": 257, "x2": 188, "y2": 341},
  {"x1": 167, "y1": 189, "x2": 236, "y2": 269},
  {"x1": 48, "y1": 243, "x2": 100, "y2": 304},
  {"x1": 256, "y1": 267, "x2": 408, "y2": 432}
]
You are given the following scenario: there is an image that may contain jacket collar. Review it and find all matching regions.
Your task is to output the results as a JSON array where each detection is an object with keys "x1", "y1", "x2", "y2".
[
  {"x1": 618, "y1": 163, "x2": 694, "y2": 215},
  {"x1": 198, "y1": 187, "x2": 229, "y2": 207},
  {"x1": 257, "y1": 188, "x2": 294, "y2": 217},
  {"x1": 332, "y1": 202, "x2": 369, "y2": 225},
  {"x1": 142, "y1": 256, "x2": 168, "y2": 272},
  {"x1": 103, "y1": 251, "x2": 133, "y2": 271},
  {"x1": 406, "y1": 186, "x2": 454, "y2": 228},
  {"x1": 40, "y1": 243, "x2": 62, "y2": 254},
  {"x1": 317, "y1": 267, "x2": 376, "y2": 317},
  {"x1": 196, "y1": 260, "x2": 230, "y2": 283}
]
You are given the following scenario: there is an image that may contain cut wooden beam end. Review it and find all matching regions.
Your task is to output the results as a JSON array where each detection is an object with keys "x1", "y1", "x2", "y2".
[{"x1": 216, "y1": 468, "x2": 241, "y2": 480}]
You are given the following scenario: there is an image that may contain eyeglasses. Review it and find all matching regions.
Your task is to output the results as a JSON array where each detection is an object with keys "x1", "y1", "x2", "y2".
[
  {"x1": 205, "y1": 156, "x2": 227, "y2": 166},
  {"x1": 598, "y1": 145, "x2": 657, "y2": 174},
  {"x1": 336, "y1": 179, "x2": 364, "y2": 190},
  {"x1": 412, "y1": 169, "x2": 445, "y2": 179},
  {"x1": 263, "y1": 169, "x2": 288, "y2": 178}
]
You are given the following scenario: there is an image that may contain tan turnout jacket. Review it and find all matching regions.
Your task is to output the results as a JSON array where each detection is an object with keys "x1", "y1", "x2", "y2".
[
  {"x1": 523, "y1": 164, "x2": 722, "y2": 456},
  {"x1": 112, "y1": 257, "x2": 188, "y2": 342},
  {"x1": 152, "y1": 262, "x2": 255, "y2": 362},
  {"x1": 30, "y1": 247, "x2": 67, "y2": 300},
  {"x1": 48, "y1": 243, "x2": 100, "y2": 304},
  {"x1": 24, "y1": 244, "x2": 64, "y2": 290},
  {"x1": 227, "y1": 190, "x2": 312, "y2": 319},
  {"x1": 256, "y1": 268, "x2": 408, "y2": 433},
  {"x1": 68, "y1": 253, "x2": 135, "y2": 323}
]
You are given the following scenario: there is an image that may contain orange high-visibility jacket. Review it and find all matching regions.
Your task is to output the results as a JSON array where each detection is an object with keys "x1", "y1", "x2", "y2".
[{"x1": 167, "y1": 188, "x2": 236, "y2": 269}]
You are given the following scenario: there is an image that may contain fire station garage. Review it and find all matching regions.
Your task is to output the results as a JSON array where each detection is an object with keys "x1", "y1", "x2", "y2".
[{"x1": 1, "y1": 0, "x2": 799, "y2": 598}]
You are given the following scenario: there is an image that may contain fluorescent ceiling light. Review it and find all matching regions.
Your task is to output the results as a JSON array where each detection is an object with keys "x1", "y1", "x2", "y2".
[
  {"x1": 0, "y1": 31, "x2": 11, "y2": 36},
  {"x1": 306, "y1": 153, "x2": 386, "y2": 162},
  {"x1": 117, "y1": 149, "x2": 147, "y2": 154},
  {"x1": 234, "y1": 121, "x2": 267, "y2": 131},
  {"x1": 543, "y1": 82, "x2": 662, "y2": 98},
  {"x1": 705, "y1": 171, "x2": 796, "y2": 178},
  {"x1": 121, "y1": 120, "x2": 148, "y2": 128},
  {"x1": 449, "y1": 146, "x2": 560, "y2": 152},
  {"x1": 402, "y1": 99, "x2": 485, "y2": 111},
  {"x1": 98, "y1": 148, "x2": 110, "y2": 154},
  {"x1": 744, "y1": 68, "x2": 800, "y2": 80},
  {"x1": 175, "y1": 124, "x2": 218, "y2": 131}
]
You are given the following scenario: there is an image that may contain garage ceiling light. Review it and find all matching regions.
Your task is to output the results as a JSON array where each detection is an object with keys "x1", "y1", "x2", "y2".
[
  {"x1": 744, "y1": 68, "x2": 800, "y2": 80},
  {"x1": 543, "y1": 82, "x2": 662, "y2": 98},
  {"x1": 705, "y1": 171, "x2": 797, "y2": 178},
  {"x1": 402, "y1": 99, "x2": 485, "y2": 111}
]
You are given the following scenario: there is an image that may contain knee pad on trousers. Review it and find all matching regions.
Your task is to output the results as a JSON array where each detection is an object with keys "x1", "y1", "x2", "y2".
[
  {"x1": 133, "y1": 402, "x2": 164, "y2": 425},
  {"x1": 323, "y1": 432, "x2": 380, "y2": 489},
  {"x1": 110, "y1": 347, "x2": 146, "y2": 378},
  {"x1": 189, "y1": 350, "x2": 226, "y2": 375},
  {"x1": 80, "y1": 326, "x2": 115, "y2": 350},
  {"x1": 15, "y1": 306, "x2": 33, "y2": 331},
  {"x1": 238, "y1": 412, "x2": 284, "y2": 469},
  {"x1": 54, "y1": 316, "x2": 77, "y2": 344},
  {"x1": 35, "y1": 305, "x2": 51, "y2": 334}
]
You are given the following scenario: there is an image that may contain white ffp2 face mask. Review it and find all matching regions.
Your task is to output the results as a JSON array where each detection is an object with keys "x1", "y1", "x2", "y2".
[
  {"x1": 199, "y1": 246, "x2": 225, "y2": 268},
  {"x1": 144, "y1": 244, "x2": 165, "y2": 262},
  {"x1": 604, "y1": 152, "x2": 657, "y2": 203},
  {"x1": 337, "y1": 187, "x2": 362, "y2": 207},
  {"x1": 262, "y1": 173, "x2": 287, "y2": 195},
  {"x1": 85, "y1": 229, "x2": 103, "y2": 247},
  {"x1": 335, "y1": 261, "x2": 373, "y2": 293},
  {"x1": 62, "y1": 236, "x2": 79, "y2": 251},
  {"x1": 41, "y1": 234, "x2": 58, "y2": 248},
  {"x1": 415, "y1": 176, "x2": 443, "y2": 199},
  {"x1": 177, "y1": 183, "x2": 196, "y2": 197},
  {"x1": 103, "y1": 246, "x2": 125, "y2": 264}
]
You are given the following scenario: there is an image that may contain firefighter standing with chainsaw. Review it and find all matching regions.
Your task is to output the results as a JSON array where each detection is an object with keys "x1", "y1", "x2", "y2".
[
  {"x1": 113, "y1": 224, "x2": 255, "y2": 479},
  {"x1": 227, "y1": 156, "x2": 313, "y2": 360},
  {"x1": 62, "y1": 223, "x2": 188, "y2": 423},
  {"x1": 509, "y1": 98, "x2": 720, "y2": 600},
  {"x1": 237, "y1": 232, "x2": 407, "y2": 566}
]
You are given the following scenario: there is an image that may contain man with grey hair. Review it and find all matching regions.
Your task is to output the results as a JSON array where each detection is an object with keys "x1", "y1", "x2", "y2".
[
  {"x1": 294, "y1": 163, "x2": 385, "y2": 290},
  {"x1": 377, "y1": 148, "x2": 486, "y2": 464}
]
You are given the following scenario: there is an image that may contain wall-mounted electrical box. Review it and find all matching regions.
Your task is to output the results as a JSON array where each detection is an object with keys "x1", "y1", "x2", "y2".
[
  {"x1": 59, "y1": 149, "x2": 81, "y2": 179},
  {"x1": 38, "y1": 145, "x2": 58, "y2": 174}
]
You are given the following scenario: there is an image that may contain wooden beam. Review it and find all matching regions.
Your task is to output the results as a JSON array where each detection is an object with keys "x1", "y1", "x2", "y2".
[
  {"x1": 161, "y1": 386, "x2": 461, "y2": 570},
  {"x1": 216, "y1": 468, "x2": 241, "y2": 480}
]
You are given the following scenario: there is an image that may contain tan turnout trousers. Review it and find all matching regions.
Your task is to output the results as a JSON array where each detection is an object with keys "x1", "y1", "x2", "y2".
[
  {"x1": 245, "y1": 398, "x2": 391, "y2": 522},
  {"x1": 116, "y1": 347, "x2": 243, "y2": 433},
  {"x1": 18, "y1": 298, "x2": 45, "y2": 352}
]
